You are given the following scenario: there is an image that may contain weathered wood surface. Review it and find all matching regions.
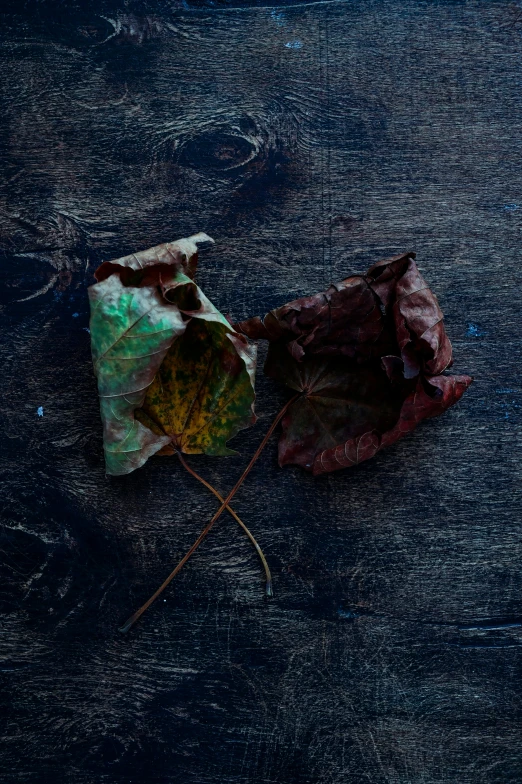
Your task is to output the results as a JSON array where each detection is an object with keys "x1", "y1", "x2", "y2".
[{"x1": 1, "y1": 1, "x2": 521, "y2": 782}]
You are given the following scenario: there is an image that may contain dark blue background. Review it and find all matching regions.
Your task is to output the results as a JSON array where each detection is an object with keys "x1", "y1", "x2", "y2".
[{"x1": 1, "y1": 1, "x2": 521, "y2": 782}]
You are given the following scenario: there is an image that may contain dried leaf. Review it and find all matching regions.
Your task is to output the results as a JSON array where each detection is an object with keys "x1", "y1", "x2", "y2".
[
  {"x1": 89, "y1": 234, "x2": 256, "y2": 475},
  {"x1": 237, "y1": 252, "x2": 471, "y2": 474}
]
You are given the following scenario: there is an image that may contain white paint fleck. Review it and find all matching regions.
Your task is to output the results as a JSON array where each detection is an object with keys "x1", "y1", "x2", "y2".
[
  {"x1": 37, "y1": 406, "x2": 44, "y2": 417},
  {"x1": 285, "y1": 40, "x2": 303, "y2": 49}
]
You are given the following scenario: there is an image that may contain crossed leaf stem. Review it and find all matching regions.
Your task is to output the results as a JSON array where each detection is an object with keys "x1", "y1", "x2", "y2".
[
  {"x1": 119, "y1": 394, "x2": 299, "y2": 633},
  {"x1": 176, "y1": 451, "x2": 273, "y2": 597}
]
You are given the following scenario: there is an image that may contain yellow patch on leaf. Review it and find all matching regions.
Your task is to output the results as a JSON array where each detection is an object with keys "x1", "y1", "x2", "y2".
[{"x1": 136, "y1": 319, "x2": 255, "y2": 456}]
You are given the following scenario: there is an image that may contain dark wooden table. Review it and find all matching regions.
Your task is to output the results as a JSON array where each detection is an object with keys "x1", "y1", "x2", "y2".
[{"x1": 1, "y1": 1, "x2": 521, "y2": 782}]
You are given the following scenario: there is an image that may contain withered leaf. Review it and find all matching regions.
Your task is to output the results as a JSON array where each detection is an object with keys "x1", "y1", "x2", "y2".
[
  {"x1": 89, "y1": 234, "x2": 256, "y2": 476},
  {"x1": 237, "y1": 252, "x2": 471, "y2": 474}
]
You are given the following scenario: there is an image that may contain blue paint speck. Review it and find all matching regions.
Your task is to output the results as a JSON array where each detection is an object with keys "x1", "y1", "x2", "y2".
[
  {"x1": 271, "y1": 9, "x2": 286, "y2": 26},
  {"x1": 338, "y1": 609, "x2": 360, "y2": 620},
  {"x1": 72, "y1": 312, "x2": 79, "y2": 318},
  {"x1": 37, "y1": 406, "x2": 44, "y2": 417},
  {"x1": 466, "y1": 323, "x2": 487, "y2": 337},
  {"x1": 498, "y1": 395, "x2": 520, "y2": 421},
  {"x1": 503, "y1": 204, "x2": 520, "y2": 211},
  {"x1": 285, "y1": 40, "x2": 303, "y2": 49},
  {"x1": 83, "y1": 327, "x2": 90, "y2": 333}
]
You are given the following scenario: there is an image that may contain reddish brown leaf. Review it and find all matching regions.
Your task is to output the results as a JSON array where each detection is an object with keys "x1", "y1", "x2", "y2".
[
  {"x1": 314, "y1": 374, "x2": 471, "y2": 475},
  {"x1": 237, "y1": 252, "x2": 472, "y2": 474}
]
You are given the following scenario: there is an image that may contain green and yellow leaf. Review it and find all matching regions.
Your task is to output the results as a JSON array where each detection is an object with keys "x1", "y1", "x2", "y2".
[{"x1": 88, "y1": 235, "x2": 256, "y2": 475}]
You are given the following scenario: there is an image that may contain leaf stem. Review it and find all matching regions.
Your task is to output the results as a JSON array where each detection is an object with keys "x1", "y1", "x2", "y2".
[
  {"x1": 119, "y1": 394, "x2": 299, "y2": 633},
  {"x1": 176, "y1": 451, "x2": 273, "y2": 597}
]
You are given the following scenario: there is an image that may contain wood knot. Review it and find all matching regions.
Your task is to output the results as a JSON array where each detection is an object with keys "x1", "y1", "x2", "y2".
[{"x1": 178, "y1": 130, "x2": 258, "y2": 173}]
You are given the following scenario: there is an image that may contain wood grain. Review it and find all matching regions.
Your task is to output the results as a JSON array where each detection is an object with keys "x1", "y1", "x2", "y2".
[{"x1": 1, "y1": 1, "x2": 521, "y2": 782}]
